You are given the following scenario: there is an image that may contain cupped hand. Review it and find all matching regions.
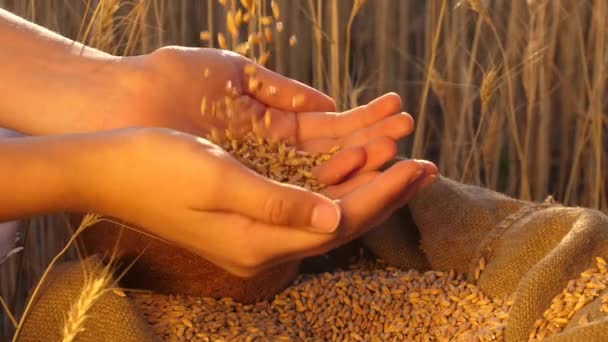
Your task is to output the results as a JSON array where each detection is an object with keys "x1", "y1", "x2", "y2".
[
  {"x1": 80, "y1": 128, "x2": 438, "y2": 277},
  {"x1": 109, "y1": 47, "x2": 414, "y2": 185}
]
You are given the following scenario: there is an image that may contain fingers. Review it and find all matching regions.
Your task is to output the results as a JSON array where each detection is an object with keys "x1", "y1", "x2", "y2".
[
  {"x1": 312, "y1": 146, "x2": 366, "y2": 185},
  {"x1": 212, "y1": 160, "x2": 341, "y2": 233},
  {"x1": 297, "y1": 92, "x2": 403, "y2": 140},
  {"x1": 418, "y1": 159, "x2": 440, "y2": 177},
  {"x1": 353, "y1": 137, "x2": 397, "y2": 174},
  {"x1": 336, "y1": 159, "x2": 427, "y2": 239},
  {"x1": 310, "y1": 137, "x2": 396, "y2": 183},
  {"x1": 339, "y1": 114, "x2": 414, "y2": 146},
  {"x1": 322, "y1": 172, "x2": 379, "y2": 199},
  {"x1": 194, "y1": 159, "x2": 437, "y2": 278},
  {"x1": 238, "y1": 60, "x2": 336, "y2": 113},
  {"x1": 258, "y1": 159, "x2": 429, "y2": 262},
  {"x1": 299, "y1": 113, "x2": 411, "y2": 153}
]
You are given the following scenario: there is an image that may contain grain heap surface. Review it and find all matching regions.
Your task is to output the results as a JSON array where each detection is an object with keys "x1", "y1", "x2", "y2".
[
  {"x1": 529, "y1": 257, "x2": 608, "y2": 340},
  {"x1": 132, "y1": 261, "x2": 513, "y2": 342},
  {"x1": 211, "y1": 131, "x2": 335, "y2": 192}
]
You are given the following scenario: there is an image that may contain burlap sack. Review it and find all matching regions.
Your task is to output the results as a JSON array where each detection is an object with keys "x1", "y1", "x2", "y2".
[
  {"x1": 18, "y1": 175, "x2": 608, "y2": 341},
  {"x1": 79, "y1": 221, "x2": 299, "y2": 304},
  {"x1": 16, "y1": 256, "x2": 157, "y2": 342},
  {"x1": 364, "y1": 176, "x2": 608, "y2": 341}
]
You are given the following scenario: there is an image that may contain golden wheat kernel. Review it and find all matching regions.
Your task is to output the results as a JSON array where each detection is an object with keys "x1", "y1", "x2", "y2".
[
  {"x1": 258, "y1": 51, "x2": 270, "y2": 65},
  {"x1": 267, "y1": 85, "x2": 278, "y2": 96},
  {"x1": 242, "y1": 12, "x2": 251, "y2": 23},
  {"x1": 199, "y1": 31, "x2": 212, "y2": 41},
  {"x1": 479, "y1": 257, "x2": 486, "y2": 271},
  {"x1": 218, "y1": 0, "x2": 226, "y2": 5},
  {"x1": 226, "y1": 11, "x2": 238, "y2": 38},
  {"x1": 200, "y1": 97, "x2": 207, "y2": 116},
  {"x1": 224, "y1": 80, "x2": 233, "y2": 93},
  {"x1": 264, "y1": 27, "x2": 273, "y2": 43},
  {"x1": 234, "y1": 42, "x2": 249, "y2": 55},
  {"x1": 210, "y1": 102, "x2": 217, "y2": 118},
  {"x1": 291, "y1": 94, "x2": 305, "y2": 109},
  {"x1": 244, "y1": 64, "x2": 256, "y2": 76},
  {"x1": 270, "y1": 0, "x2": 280, "y2": 18},
  {"x1": 260, "y1": 16, "x2": 273, "y2": 25},
  {"x1": 276, "y1": 21, "x2": 284, "y2": 32},
  {"x1": 203, "y1": 67, "x2": 210, "y2": 78},
  {"x1": 113, "y1": 289, "x2": 127, "y2": 297},
  {"x1": 224, "y1": 95, "x2": 233, "y2": 108},
  {"x1": 235, "y1": 8, "x2": 243, "y2": 26},
  {"x1": 289, "y1": 35, "x2": 297, "y2": 47},
  {"x1": 250, "y1": 32, "x2": 262, "y2": 45},
  {"x1": 217, "y1": 33, "x2": 227, "y2": 49},
  {"x1": 248, "y1": 78, "x2": 260, "y2": 92},
  {"x1": 210, "y1": 128, "x2": 219, "y2": 142}
]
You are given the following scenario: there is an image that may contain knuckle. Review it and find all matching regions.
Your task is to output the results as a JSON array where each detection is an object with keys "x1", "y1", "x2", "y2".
[{"x1": 263, "y1": 195, "x2": 288, "y2": 225}]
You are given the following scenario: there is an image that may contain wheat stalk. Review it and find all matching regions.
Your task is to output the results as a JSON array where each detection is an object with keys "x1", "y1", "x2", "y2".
[
  {"x1": 12, "y1": 213, "x2": 102, "y2": 341},
  {"x1": 0, "y1": 296, "x2": 17, "y2": 328},
  {"x1": 342, "y1": 0, "x2": 365, "y2": 100},
  {"x1": 61, "y1": 267, "x2": 113, "y2": 342}
]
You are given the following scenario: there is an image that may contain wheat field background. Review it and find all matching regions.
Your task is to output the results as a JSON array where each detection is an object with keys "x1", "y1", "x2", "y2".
[{"x1": 0, "y1": 0, "x2": 606, "y2": 339}]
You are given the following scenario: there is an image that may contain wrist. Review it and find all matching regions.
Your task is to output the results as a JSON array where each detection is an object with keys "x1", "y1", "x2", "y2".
[
  {"x1": 0, "y1": 50, "x2": 147, "y2": 135},
  {"x1": 0, "y1": 9, "x2": 149, "y2": 135},
  {"x1": 0, "y1": 135, "x2": 93, "y2": 219}
]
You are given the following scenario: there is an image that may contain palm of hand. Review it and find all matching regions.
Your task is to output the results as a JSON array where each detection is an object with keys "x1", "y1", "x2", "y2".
[{"x1": 115, "y1": 46, "x2": 414, "y2": 194}]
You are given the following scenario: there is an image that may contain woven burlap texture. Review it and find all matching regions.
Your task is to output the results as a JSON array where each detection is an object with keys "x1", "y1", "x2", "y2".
[
  {"x1": 365, "y1": 176, "x2": 608, "y2": 341},
  {"x1": 16, "y1": 256, "x2": 158, "y2": 342},
  {"x1": 17, "y1": 176, "x2": 608, "y2": 341}
]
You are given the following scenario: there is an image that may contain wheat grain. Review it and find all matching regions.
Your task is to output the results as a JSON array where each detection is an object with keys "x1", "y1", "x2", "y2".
[
  {"x1": 529, "y1": 257, "x2": 608, "y2": 340},
  {"x1": 134, "y1": 260, "x2": 512, "y2": 341},
  {"x1": 289, "y1": 35, "x2": 297, "y2": 47}
]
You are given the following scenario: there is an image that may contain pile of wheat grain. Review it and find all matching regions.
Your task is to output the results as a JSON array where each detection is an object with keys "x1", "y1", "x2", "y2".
[
  {"x1": 214, "y1": 131, "x2": 335, "y2": 192},
  {"x1": 132, "y1": 260, "x2": 512, "y2": 342},
  {"x1": 529, "y1": 257, "x2": 608, "y2": 340}
]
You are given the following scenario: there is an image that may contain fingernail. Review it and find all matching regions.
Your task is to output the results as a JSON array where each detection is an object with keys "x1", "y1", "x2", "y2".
[
  {"x1": 311, "y1": 201, "x2": 341, "y2": 233},
  {"x1": 412, "y1": 169, "x2": 426, "y2": 184}
]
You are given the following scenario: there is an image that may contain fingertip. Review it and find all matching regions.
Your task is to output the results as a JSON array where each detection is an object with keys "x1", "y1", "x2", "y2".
[
  {"x1": 310, "y1": 200, "x2": 341, "y2": 233},
  {"x1": 301, "y1": 91, "x2": 336, "y2": 112},
  {"x1": 399, "y1": 113, "x2": 415, "y2": 136},
  {"x1": 414, "y1": 159, "x2": 439, "y2": 176},
  {"x1": 325, "y1": 96, "x2": 338, "y2": 112},
  {"x1": 387, "y1": 159, "x2": 426, "y2": 180},
  {"x1": 372, "y1": 92, "x2": 402, "y2": 113}
]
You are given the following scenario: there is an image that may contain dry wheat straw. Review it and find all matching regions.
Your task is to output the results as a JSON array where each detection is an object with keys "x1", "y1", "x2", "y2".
[
  {"x1": 0, "y1": 296, "x2": 16, "y2": 328},
  {"x1": 12, "y1": 213, "x2": 102, "y2": 341},
  {"x1": 62, "y1": 268, "x2": 113, "y2": 342}
]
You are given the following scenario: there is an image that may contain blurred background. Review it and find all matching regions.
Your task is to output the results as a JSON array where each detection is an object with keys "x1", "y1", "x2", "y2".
[{"x1": 0, "y1": 0, "x2": 606, "y2": 339}]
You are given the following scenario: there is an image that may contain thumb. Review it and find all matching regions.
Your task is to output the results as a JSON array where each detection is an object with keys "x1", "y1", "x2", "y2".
[{"x1": 215, "y1": 163, "x2": 341, "y2": 233}]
